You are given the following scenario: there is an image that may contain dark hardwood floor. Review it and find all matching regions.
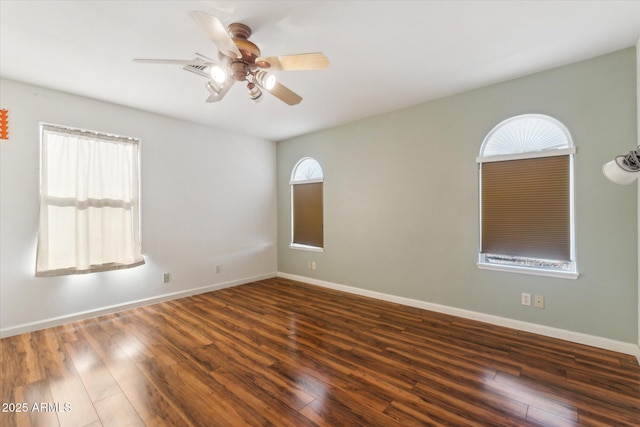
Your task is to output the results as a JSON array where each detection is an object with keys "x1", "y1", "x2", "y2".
[{"x1": 1, "y1": 277, "x2": 639, "y2": 426}]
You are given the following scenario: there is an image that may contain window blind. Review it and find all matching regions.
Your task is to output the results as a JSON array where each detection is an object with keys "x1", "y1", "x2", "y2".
[
  {"x1": 292, "y1": 182, "x2": 323, "y2": 247},
  {"x1": 481, "y1": 155, "x2": 570, "y2": 261}
]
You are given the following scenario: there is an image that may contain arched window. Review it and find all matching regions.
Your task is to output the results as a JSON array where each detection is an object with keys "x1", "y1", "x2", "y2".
[
  {"x1": 477, "y1": 114, "x2": 577, "y2": 278},
  {"x1": 290, "y1": 158, "x2": 324, "y2": 251}
]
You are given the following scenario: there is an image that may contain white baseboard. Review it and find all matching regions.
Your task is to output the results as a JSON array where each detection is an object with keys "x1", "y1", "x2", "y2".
[
  {"x1": 278, "y1": 272, "x2": 640, "y2": 363},
  {"x1": 0, "y1": 272, "x2": 277, "y2": 338}
]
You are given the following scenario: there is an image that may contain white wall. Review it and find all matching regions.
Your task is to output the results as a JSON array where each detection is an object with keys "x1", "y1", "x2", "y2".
[{"x1": 0, "y1": 78, "x2": 277, "y2": 336}]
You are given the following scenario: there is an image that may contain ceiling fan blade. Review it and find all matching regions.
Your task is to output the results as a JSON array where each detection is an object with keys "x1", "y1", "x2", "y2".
[
  {"x1": 205, "y1": 79, "x2": 234, "y2": 103},
  {"x1": 188, "y1": 11, "x2": 241, "y2": 59},
  {"x1": 265, "y1": 81, "x2": 302, "y2": 105},
  {"x1": 256, "y1": 53, "x2": 329, "y2": 71},
  {"x1": 133, "y1": 58, "x2": 217, "y2": 66}
]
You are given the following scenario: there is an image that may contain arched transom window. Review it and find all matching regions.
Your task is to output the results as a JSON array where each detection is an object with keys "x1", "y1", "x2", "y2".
[{"x1": 477, "y1": 114, "x2": 577, "y2": 278}]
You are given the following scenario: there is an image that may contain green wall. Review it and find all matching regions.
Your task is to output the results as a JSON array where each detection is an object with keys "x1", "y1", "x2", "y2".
[{"x1": 277, "y1": 48, "x2": 637, "y2": 343}]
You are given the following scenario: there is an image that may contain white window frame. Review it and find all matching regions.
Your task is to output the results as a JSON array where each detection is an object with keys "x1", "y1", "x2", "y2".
[
  {"x1": 477, "y1": 114, "x2": 578, "y2": 279},
  {"x1": 290, "y1": 157, "x2": 325, "y2": 252}
]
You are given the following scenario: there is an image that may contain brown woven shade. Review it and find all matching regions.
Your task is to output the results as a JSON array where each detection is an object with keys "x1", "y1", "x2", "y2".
[
  {"x1": 293, "y1": 182, "x2": 323, "y2": 247},
  {"x1": 481, "y1": 155, "x2": 570, "y2": 261}
]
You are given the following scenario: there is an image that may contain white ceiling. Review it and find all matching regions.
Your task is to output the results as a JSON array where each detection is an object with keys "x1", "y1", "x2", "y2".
[{"x1": 1, "y1": 1, "x2": 639, "y2": 141}]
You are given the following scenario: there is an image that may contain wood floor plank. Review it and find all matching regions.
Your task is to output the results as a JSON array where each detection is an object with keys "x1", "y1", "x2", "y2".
[
  {"x1": 12, "y1": 380, "x2": 60, "y2": 427},
  {"x1": 2, "y1": 334, "x2": 46, "y2": 389},
  {"x1": 31, "y1": 331, "x2": 75, "y2": 382},
  {"x1": 2, "y1": 277, "x2": 639, "y2": 426},
  {"x1": 75, "y1": 315, "x2": 193, "y2": 426},
  {"x1": 92, "y1": 392, "x2": 144, "y2": 427},
  {"x1": 383, "y1": 326, "x2": 524, "y2": 377},
  {"x1": 137, "y1": 359, "x2": 262, "y2": 426},
  {"x1": 208, "y1": 368, "x2": 316, "y2": 427},
  {"x1": 211, "y1": 348, "x2": 316, "y2": 412},
  {"x1": 107, "y1": 357, "x2": 192, "y2": 426},
  {"x1": 383, "y1": 398, "x2": 489, "y2": 427},
  {"x1": 483, "y1": 371, "x2": 578, "y2": 421},
  {"x1": 48, "y1": 374, "x2": 99, "y2": 427},
  {"x1": 526, "y1": 405, "x2": 580, "y2": 427},
  {"x1": 64, "y1": 339, "x2": 122, "y2": 403},
  {"x1": 412, "y1": 377, "x2": 531, "y2": 426}
]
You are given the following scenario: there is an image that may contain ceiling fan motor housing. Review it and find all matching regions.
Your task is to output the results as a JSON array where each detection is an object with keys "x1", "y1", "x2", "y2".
[{"x1": 226, "y1": 22, "x2": 262, "y2": 81}]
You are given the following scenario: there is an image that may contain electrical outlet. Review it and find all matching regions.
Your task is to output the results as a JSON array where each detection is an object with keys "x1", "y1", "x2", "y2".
[
  {"x1": 521, "y1": 293, "x2": 531, "y2": 306},
  {"x1": 163, "y1": 273, "x2": 171, "y2": 283},
  {"x1": 311, "y1": 261, "x2": 317, "y2": 270},
  {"x1": 534, "y1": 295, "x2": 545, "y2": 309},
  {"x1": 215, "y1": 264, "x2": 221, "y2": 273}
]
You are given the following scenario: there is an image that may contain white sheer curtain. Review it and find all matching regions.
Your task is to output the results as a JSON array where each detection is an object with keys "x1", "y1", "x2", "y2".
[{"x1": 36, "y1": 124, "x2": 144, "y2": 276}]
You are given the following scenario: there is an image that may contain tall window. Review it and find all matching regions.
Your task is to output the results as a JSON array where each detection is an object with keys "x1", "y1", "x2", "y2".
[
  {"x1": 36, "y1": 124, "x2": 144, "y2": 276},
  {"x1": 477, "y1": 114, "x2": 577, "y2": 278},
  {"x1": 290, "y1": 157, "x2": 324, "y2": 251}
]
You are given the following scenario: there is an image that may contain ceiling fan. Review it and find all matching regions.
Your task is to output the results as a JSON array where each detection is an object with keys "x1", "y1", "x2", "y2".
[{"x1": 133, "y1": 11, "x2": 329, "y2": 105}]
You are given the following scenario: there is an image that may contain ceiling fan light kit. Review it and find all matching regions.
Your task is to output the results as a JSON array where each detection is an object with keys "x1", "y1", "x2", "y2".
[
  {"x1": 209, "y1": 65, "x2": 227, "y2": 83},
  {"x1": 603, "y1": 147, "x2": 640, "y2": 185},
  {"x1": 247, "y1": 82, "x2": 263, "y2": 103},
  {"x1": 133, "y1": 11, "x2": 329, "y2": 106}
]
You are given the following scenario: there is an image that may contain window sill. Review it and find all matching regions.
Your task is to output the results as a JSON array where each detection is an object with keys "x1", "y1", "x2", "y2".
[
  {"x1": 477, "y1": 262, "x2": 579, "y2": 280},
  {"x1": 290, "y1": 243, "x2": 325, "y2": 253}
]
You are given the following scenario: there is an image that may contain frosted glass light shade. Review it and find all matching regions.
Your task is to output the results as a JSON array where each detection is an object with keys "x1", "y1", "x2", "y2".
[
  {"x1": 256, "y1": 70, "x2": 277, "y2": 91},
  {"x1": 248, "y1": 84, "x2": 263, "y2": 103},
  {"x1": 264, "y1": 74, "x2": 276, "y2": 90},
  {"x1": 602, "y1": 158, "x2": 639, "y2": 185},
  {"x1": 210, "y1": 65, "x2": 226, "y2": 83}
]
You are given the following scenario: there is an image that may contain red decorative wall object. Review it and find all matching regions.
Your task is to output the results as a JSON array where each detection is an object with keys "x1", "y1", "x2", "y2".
[{"x1": 0, "y1": 109, "x2": 8, "y2": 140}]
